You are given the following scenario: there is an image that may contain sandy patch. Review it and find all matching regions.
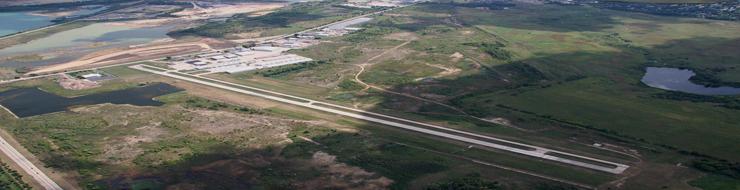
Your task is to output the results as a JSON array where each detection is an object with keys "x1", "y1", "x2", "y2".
[
  {"x1": 425, "y1": 63, "x2": 461, "y2": 77},
  {"x1": 99, "y1": 124, "x2": 167, "y2": 164},
  {"x1": 105, "y1": 18, "x2": 175, "y2": 28},
  {"x1": 29, "y1": 39, "x2": 218, "y2": 74},
  {"x1": 232, "y1": 31, "x2": 263, "y2": 39},
  {"x1": 383, "y1": 32, "x2": 419, "y2": 41},
  {"x1": 173, "y1": 3, "x2": 286, "y2": 19},
  {"x1": 302, "y1": 151, "x2": 393, "y2": 190},
  {"x1": 449, "y1": 52, "x2": 464, "y2": 62},
  {"x1": 186, "y1": 109, "x2": 314, "y2": 148},
  {"x1": 29, "y1": 10, "x2": 76, "y2": 18}
]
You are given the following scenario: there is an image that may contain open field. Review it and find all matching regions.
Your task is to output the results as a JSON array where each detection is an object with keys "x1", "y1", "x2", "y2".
[
  {"x1": 170, "y1": 0, "x2": 379, "y2": 39},
  {"x1": 1, "y1": 1, "x2": 739, "y2": 189},
  {"x1": 210, "y1": 1, "x2": 740, "y2": 189},
  {"x1": 0, "y1": 65, "x2": 602, "y2": 189}
]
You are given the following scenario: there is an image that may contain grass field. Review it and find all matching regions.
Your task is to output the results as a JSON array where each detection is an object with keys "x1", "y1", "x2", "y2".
[
  {"x1": 689, "y1": 174, "x2": 740, "y2": 190},
  {"x1": 0, "y1": 65, "x2": 604, "y2": 189},
  {"x1": 1, "y1": 1, "x2": 739, "y2": 189},
  {"x1": 209, "y1": 2, "x2": 740, "y2": 189}
]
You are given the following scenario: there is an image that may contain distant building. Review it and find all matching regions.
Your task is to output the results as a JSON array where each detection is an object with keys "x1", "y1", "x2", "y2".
[
  {"x1": 252, "y1": 46, "x2": 287, "y2": 52},
  {"x1": 186, "y1": 60, "x2": 208, "y2": 66},
  {"x1": 81, "y1": 73, "x2": 103, "y2": 79},
  {"x1": 79, "y1": 73, "x2": 106, "y2": 81}
]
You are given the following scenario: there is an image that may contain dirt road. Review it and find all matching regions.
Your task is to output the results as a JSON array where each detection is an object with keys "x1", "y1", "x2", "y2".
[{"x1": 29, "y1": 42, "x2": 213, "y2": 75}]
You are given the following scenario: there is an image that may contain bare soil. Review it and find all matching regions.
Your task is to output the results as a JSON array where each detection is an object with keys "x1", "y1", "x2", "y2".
[{"x1": 57, "y1": 74, "x2": 99, "y2": 90}]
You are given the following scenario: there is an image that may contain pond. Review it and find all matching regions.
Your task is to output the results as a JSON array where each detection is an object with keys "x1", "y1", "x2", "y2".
[
  {"x1": 0, "y1": 6, "x2": 107, "y2": 37},
  {"x1": 0, "y1": 12, "x2": 53, "y2": 36},
  {"x1": 641, "y1": 67, "x2": 740, "y2": 95},
  {"x1": 0, "y1": 83, "x2": 182, "y2": 118},
  {"x1": 0, "y1": 23, "x2": 172, "y2": 56}
]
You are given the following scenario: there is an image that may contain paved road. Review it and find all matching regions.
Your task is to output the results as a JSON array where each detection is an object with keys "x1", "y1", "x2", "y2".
[
  {"x1": 0, "y1": 135, "x2": 61, "y2": 190},
  {"x1": 132, "y1": 65, "x2": 629, "y2": 174}
]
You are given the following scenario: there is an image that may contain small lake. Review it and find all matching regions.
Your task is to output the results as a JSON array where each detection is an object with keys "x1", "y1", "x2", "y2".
[
  {"x1": 0, "y1": 12, "x2": 53, "y2": 36},
  {"x1": 0, "y1": 83, "x2": 182, "y2": 118},
  {"x1": 0, "y1": 6, "x2": 108, "y2": 37},
  {"x1": 641, "y1": 67, "x2": 740, "y2": 95},
  {"x1": 0, "y1": 23, "x2": 172, "y2": 57}
]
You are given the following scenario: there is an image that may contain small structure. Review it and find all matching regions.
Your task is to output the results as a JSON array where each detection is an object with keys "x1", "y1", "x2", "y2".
[
  {"x1": 82, "y1": 73, "x2": 103, "y2": 79},
  {"x1": 81, "y1": 73, "x2": 103, "y2": 80},
  {"x1": 252, "y1": 46, "x2": 286, "y2": 52},
  {"x1": 186, "y1": 60, "x2": 208, "y2": 66}
]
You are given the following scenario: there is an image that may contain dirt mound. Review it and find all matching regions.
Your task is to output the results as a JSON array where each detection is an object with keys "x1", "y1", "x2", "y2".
[
  {"x1": 449, "y1": 52, "x2": 464, "y2": 62},
  {"x1": 57, "y1": 74, "x2": 99, "y2": 90}
]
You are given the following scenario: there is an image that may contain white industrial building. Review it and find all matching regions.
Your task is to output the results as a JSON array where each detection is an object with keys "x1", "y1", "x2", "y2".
[{"x1": 169, "y1": 45, "x2": 312, "y2": 74}]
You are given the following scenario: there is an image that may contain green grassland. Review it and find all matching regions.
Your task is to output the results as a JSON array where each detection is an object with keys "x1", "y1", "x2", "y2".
[
  {"x1": 1, "y1": 1, "x2": 739, "y2": 189},
  {"x1": 213, "y1": 1, "x2": 740, "y2": 189},
  {"x1": 0, "y1": 66, "x2": 599, "y2": 189},
  {"x1": 0, "y1": 84, "x2": 582, "y2": 189}
]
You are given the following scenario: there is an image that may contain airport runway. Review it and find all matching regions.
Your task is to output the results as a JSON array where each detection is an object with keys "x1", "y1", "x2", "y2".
[
  {"x1": 131, "y1": 64, "x2": 630, "y2": 174},
  {"x1": 0, "y1": 7, "x2": 415, "y2": 188}
]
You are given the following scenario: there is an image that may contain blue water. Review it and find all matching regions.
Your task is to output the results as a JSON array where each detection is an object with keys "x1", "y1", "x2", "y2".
[
  {"x1": 0, "y1": 83, "x2": 182, "y2": 118},
  {"x1": 0, "y1": 23, "x2": 173, "y2": 58},
  {"x1": 90, "y1": 25, "x2": 173, "y2": 42},
  {"x1": 0, "y1": 12, "x2": 53, "y2": 36},
  {"x1": 641, "y1": 67, "x2": 740, "y2": 95}
]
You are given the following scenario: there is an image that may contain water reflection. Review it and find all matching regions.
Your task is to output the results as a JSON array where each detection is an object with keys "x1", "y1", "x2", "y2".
[
  {"x1": 641, "y1": 67, "x2": 740, "y2": 95},
  {"x1": 0, "y1": 83, "x2": 182, "y2": 118}
]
